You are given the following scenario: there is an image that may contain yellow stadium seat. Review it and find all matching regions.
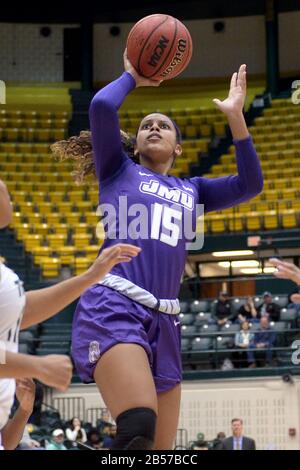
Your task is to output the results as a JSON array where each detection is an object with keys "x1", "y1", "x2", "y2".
[
  {"x1": 85, "y1": 245, "x2": 101, "y2": 256},
  {"x1": 245, "y1": 212, "x2": 262, "y2": 231},
  {"x1": 0, "y1": 143, "x2": 17, "y2": 153},
  {"x1": 40, "y1": 257, "x2": 61, "y2": 278},
  {"x1": 174, "y1": 158, "x2": 189, "y2": 173},
  {"x1": 48, "y1": 192, "x2": 66, "y2": 203},
  {"x1": 253, "y1": 201, "x2": 271, "y2": 212},
  {"x1": 85, "y1": 212, "x2": 99, "y2": 225},
  {"x1": 290, "y1": 200, "x2": 300, "y2": 210},
  {"x1": 38, "y1": 202, "x2": 53, "y2": 214},
  {"x1": 23, "y1": 234, "x2": 43, "y2": 250},
  {"x1": 184, "y1": 125, "x2": 197, "y2": 139},
  {"x1": 54, "y1": 119, "x2": 68, "y2": 129},
  {"x1": 5, "y1": 128, "x2": 19, "y2": 141},
  {"x1": 228, "y1": 214, "x2": 244, "y2": 232},
  {"x1": 51, "y1": 129, "x2": 66, "y2": 141},
  {"x1": 199, "y1": 124, "x2": 211, "y2": 137},
  {"x1": 54, "y1": 246, "x2": 75, "y2": 264},
  {"x1": 34, "y1": 223, "x2": 50, "y2": 236},
  {"x1": 263, "y1": 211, "x2": 278, "y2": 230},
  {"x1": 47, "y1": 234, "x2": 67, "y2": 249},
  {"x1": 281, "y1": 209, "x2": 298, "y2": 229},
  {"x1": 73, "y1": 223, "x2": 89, "y2": 234},
  {"x1": 14, "y1": 223, "x2": 32, "y2": 239},
  {"x1": 31, "y1": 246, "x2": 52, "y2": 264},
  {"x1": 18, "y1": 202, "x2": 35, "y2": 213},
  {"x1": 26, "y1": 213, "x2": 43, "y2": 224},
  {"x1": 45, "y1": 213, "x2": 62, "y2": 224},
  {"x1": 68, "y1": 191, "x2": 85, "y2": 203},
  {"x1": 189, "y1": 115, "x2": 203, "y2": 125},
  {"x1": 36, "y1": 129, "x2": 51, "y2": 142},
  {"x1": 64, "y1": 213, "x2": 81, "y2": 225},
  {"x1": 52, "y1": 223, "x2": 69, "y2": 236},
  {"x1": 75, "y1": 201, "x2": 93, "y2": 212},
  {"x1": 183, "y1": 148, "x2": 199, "y2": 163},
  {"x1": 11, "y1": 191, "x2": 27, "y2": 203},
  {"x1": 73, "y1": 233, "x2": 92, "y2": 249},
  {"x1": 74, "y1": 257, "x2": 91, "y2": 275},
  {"x1": 31, "y1": 192, "x2": 47, "y2": 204},
  {"x1": 237, "y1": 203, "x2": 252, "y2": 213},
  {"x1": 213, "y1": 122, "x2": 227, "y2": 136},
  {"x1": 207, "y1": 214, "x2": 226, "y2": 233}
]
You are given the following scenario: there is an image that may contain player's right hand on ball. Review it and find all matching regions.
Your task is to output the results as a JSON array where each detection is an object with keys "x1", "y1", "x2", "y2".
[
  {"x1": 88, "y1": 243, "x2": 141, "y2": 282},
  {"x1": 38, "y1": 355, "x2": 73, "y2": 391},
  {"x1": 123, "y1": 49, "x2": 162, "y2": 88}
]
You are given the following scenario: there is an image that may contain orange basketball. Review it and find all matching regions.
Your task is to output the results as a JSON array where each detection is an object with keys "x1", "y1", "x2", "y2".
[{"x1": 126, "y1": 14, "x2": 193, "y2": 81}]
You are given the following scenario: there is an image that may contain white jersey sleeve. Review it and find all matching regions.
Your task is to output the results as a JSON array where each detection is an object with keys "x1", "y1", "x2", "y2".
[{"x1": 0, "y1": 263, "x2": 26, "y2": 432}]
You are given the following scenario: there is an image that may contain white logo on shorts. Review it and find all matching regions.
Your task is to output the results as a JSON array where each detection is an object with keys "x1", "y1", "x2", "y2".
[
  {"x1": 174, "y1": 320, "x2": 180, "y2": 326},
  {"x1": 89, "y1": 341, "x2": 101, "y2": 363}
]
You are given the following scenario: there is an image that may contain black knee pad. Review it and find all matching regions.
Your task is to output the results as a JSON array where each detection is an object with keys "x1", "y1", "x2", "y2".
[{"x1": 111, "y1": 407, "x2": 157, "y2": 450}]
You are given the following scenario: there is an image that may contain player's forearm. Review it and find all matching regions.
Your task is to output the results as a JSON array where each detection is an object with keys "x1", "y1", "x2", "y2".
[
  {"x1": 0, "y1": 351, "x2": 41, "y2": 379},
  {"x1": 0, "y1": 180, "x2": 12, "y2": 228},
  {"x1": 227, "y1": 111, "x2": 249, "y2": 140},
  {"x1": 1, "y1": 408, "x2": 32, "y2": 450},
  {"x1": 21, "y1": 270, "x2": 97, "y2": 329}
]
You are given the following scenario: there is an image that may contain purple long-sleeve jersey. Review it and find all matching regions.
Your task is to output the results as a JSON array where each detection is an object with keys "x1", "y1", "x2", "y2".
[{"x1": 89, "y1": 72, "x2": 263, "y2": 299}]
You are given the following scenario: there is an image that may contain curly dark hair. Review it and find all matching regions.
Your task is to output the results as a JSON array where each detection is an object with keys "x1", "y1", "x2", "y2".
[{"x1": 51, "y1": 130, "x2": 137, "y2": 185}]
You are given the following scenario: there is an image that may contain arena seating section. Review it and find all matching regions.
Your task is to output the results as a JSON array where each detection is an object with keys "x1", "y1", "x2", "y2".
[
  {"x1": 1, "y1": 80, "x2": 300, "y2": 381},
  {"x1": 19, "y1": 294, "x2": 300, "y2": 372}
]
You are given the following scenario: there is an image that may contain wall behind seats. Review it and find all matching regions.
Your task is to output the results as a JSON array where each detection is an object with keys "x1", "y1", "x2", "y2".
[
  {"x1": 49, "y1": 376, "x2": 300, "y2": 450},
  {"x1": 0, "y1": 11, "x2": 299, "y2": 83},
  {"x1": 0, "y1": 23, "x2": 79, "y2": 82},
  {"x1": 93, "y1": 15, "x2": 266, "y2": 81}
]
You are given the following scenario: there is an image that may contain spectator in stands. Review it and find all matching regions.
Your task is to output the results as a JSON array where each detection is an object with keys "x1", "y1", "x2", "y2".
[
  {"x1": 46, "y1": 429, "x2": 67, "y2": 450},
  {"x1": 66, "y1": 417, "x2": 87, "y2": 443},
  {"x1": 17, "y1": 425, "x2": 43, "y2": 450},
  {"x1": 220, "y1": 418, "x2": 256, "y2": 450},
  {"x1": 214, "y1": 291, "x2": 236, "y2": 325},
  {"x1": 233, "y1": 321, "x2": 254, "y2": 368},
  {"x1": 287, "y1": 287, "x2": 300, "y2": 319},
  {"x1": 102, "y1": 424, "x2": 117, "y2": 448},
  {"x1": 86, "y1": 428, "x2": 103, "y2": 449},
  {"x1": 257, "y1": 292, "x2": 280, "y2": 321},
  {"x1": 247, "y1": 317, "x2": 276, "y2": 367},
  {"x1": 97, "y1": 409, "x2": 113, "y2": 434},
  {"x1": 191, "y1": 439, "x2": 209, "y2": 450},
  {"x1": 211, "y1": 431, "x2": 226, "y2": 450},
  {"x1": 237, "y1": 297, "x2": 258, "y2": 323}
]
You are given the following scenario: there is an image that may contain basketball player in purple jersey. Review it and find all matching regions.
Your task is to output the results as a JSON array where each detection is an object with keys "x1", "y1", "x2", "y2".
[{"x1": 69, "y1": 50, "x2": 263, "y2": 450}]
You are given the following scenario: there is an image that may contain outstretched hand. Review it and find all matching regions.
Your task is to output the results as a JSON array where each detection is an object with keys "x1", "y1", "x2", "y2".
[
  {"x1": 213, "y1": 64, "x2": 247, "y2": 116},
  {"x1": 123, "y1": 49, "x2": 162, "y2": 88},
  {"x1": 269, "y1": 258, "x2": 300, "y2": 287}
]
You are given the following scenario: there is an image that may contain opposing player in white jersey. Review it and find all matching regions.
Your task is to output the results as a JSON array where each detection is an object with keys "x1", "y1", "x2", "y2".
[{"x1": 0, "y1": 178, "x2": 140, "y2": 449}]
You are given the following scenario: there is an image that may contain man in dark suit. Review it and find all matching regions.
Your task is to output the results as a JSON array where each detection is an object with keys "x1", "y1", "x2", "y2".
[{"x1": 220, "y1": 418, "x2": 256, "y2": 450}]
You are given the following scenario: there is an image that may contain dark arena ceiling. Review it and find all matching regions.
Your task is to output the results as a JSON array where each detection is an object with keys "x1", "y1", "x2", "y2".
[{"x1": 0, "y1": 0, "x2": 300, "y2": 23}]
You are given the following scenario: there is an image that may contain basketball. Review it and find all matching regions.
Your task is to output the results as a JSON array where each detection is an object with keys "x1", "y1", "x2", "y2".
[{"x1": 126, "y1": 14, "x2": 193, "y2": 81}]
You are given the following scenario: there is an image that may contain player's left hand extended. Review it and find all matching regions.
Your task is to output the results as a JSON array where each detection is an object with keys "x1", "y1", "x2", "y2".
[
  {"x1": 213, "y1": 64, "x2": 247, "y2": 116},
  {"x1": 16, "y1": 378, "x2": 36, "y2": 414},
  {"x1": 87, "y1": 243, "x2": 141, "y2": 282}
]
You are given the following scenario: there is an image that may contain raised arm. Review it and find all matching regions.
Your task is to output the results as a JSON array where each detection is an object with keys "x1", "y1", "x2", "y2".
[
  {"x1": 191, "y1": 64, "x2": 263, "y2": 212},
  {"x1": 90, "y1": 50, "x2": 161, "y2": 182},
  {"x1": 89, "y1": 72, "x2": 136, "y2": 182}
]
